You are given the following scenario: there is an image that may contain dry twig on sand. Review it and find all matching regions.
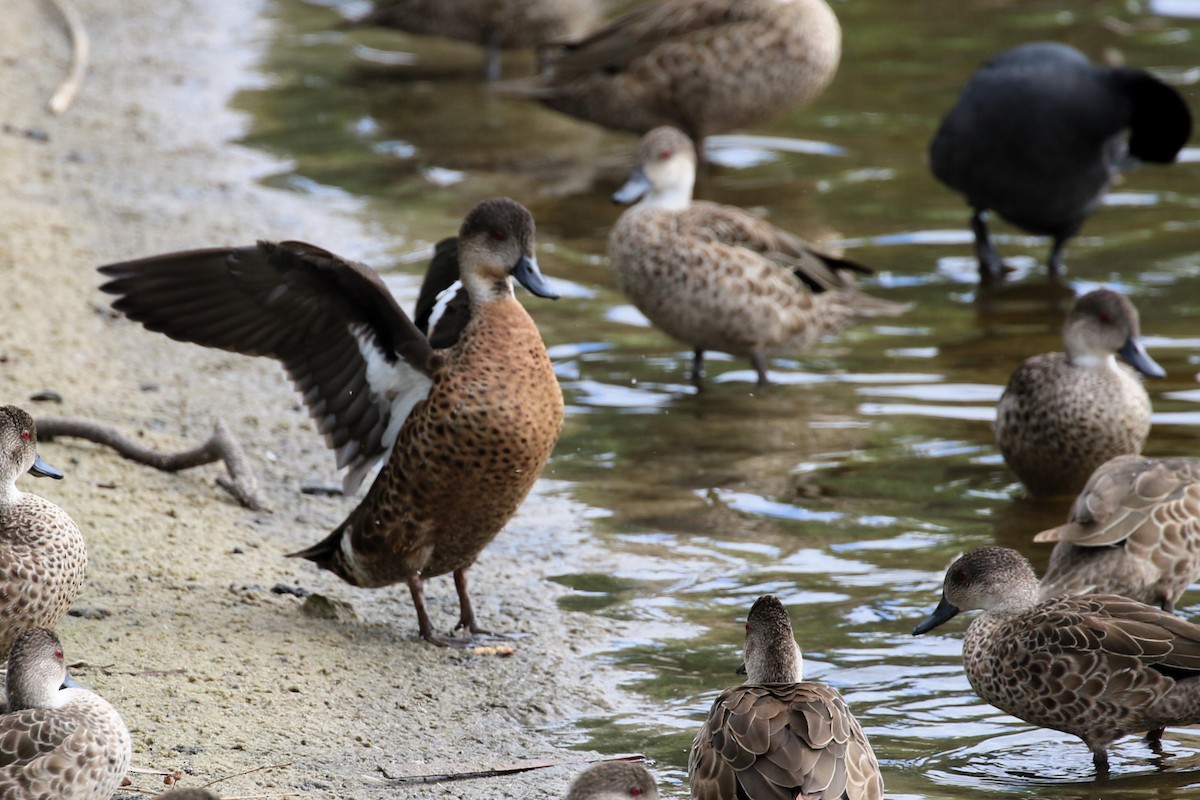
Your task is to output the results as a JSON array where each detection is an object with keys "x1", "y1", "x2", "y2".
[{"x1": 37, "y1": 417, "x2": 268, "y2": 511}]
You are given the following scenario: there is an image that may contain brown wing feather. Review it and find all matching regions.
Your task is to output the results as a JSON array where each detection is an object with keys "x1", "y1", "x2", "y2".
[
  {"x1": 98, "y1": 242, "x2": 435, "y2": 493},
  {"x1": 0, "y1": 708, "x2": 77, "y2": 768},
  {"x1": 690, "y1": 684, "x2": 882, "y2": 800}
]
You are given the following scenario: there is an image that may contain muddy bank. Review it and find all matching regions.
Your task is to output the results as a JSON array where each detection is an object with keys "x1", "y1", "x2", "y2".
[{"x1": 0, "y1": 1, "x2": 632, "y2": 797}]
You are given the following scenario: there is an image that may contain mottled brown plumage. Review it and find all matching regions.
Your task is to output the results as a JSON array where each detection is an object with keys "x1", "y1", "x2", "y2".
[
  {"x1": 566, "y1": 761, "x2": 659, "y2": 800},
  {"x1": 994, "y1": 289, "x2": 1163, "y2": 497},
  {"x1": 608, "y1": 127, "x2": 906, "y2": 386},
  {"x1": 690, "y1": 596, "x2": 883, "y2": 800},
  {"x1": 0, "y1": 629, "x2": 131, "y2": 799},
  {"x1": 1037, "y1": 454, "x2": 1200, "y2": 612},
  {"x1": 0, "y1": 406, "x2": 87, "y2": 660},
  {"x1": 503, "y1": 0, "x2": 841, "y2": 141},
  {"x1": 914, "y1": 546, "x2": 1200, "y2": 773},
  {"x1": 98, "y1": 198, "x2": 563, "y2": 646},
  {"x1": 350, "y1": 0, "x2": 598, "y2": 79}
]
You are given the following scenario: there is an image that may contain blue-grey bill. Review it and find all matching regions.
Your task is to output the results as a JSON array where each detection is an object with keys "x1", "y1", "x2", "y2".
[
  {"x1": 512, "y1": 254, "x2": 559, "y2": 299},
  {"x1": 612, "y1": 168, "x2": 651, "y2": 205},
  {"x1": 29, "y1": 452, "x2": 64, "y2": 480},
  {"x1": 1119, "y1": 336, "x2": 1166, "y2": 378}
]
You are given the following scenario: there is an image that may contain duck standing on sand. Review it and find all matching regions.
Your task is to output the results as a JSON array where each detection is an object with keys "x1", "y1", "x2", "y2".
[
  {"x1": 0, "y1": 628, "x2": 131, "y2": 799},
  {"x1": 0, "y1": 405, "x2": 87, "y2": 659},
  {"x1": 690, "y1": 595, "x2": 883, "y2": 800},
  {"x1": 1036, "y1": 454, "x2": 1200, "y2": 613},
  {"x1": 914, "y1": 546, "x2": 1200, "y2": 773},
  {"x1": 99, "y1": 198, "x2": 564, "y2": 646},
  {"x1": 994, "y1": 288, "x2": 1163, "y2": 497},
  {"x1": 502, "y1": 0, "x2": 842, "y2": 144},
  {"x1": 608, "y1": 126, "x2": 906, "y2": 387},
  {"x1": 930, "y1": 42, "x2": 1192, "y2": 282}
]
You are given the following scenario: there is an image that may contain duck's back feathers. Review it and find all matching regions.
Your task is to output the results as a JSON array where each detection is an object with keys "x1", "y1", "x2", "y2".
[{"x1": 99, "y1": 241, "x2": 435, "y2": 493}]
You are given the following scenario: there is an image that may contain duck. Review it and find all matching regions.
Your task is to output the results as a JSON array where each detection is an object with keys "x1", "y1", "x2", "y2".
[
  {"x1": 347, "y1": 0, "x2": 599, "y2": 80},
  {"x1": 98, "y1": 198, "x2": 565, "y2": 646},
  {"x1": 0, "y1": 405, "x2": 88, "y2": 659},
  {"x1": 690, "y1": 595, "x2": 883, "y2": 800},
  {"x1": 566, "y1": 761, "x2": 659, "y2": 800},
  {"x1": 501, "y1": 0, "x2": 842, "y2": 144},
  {"x1": 1036, "y1": 454, "x2": 1200, "y2": 613},
  {"x1": 929, "y1": 41, "x2": 1192, "y2": 282},
  {"x1": 914, "y1": 546, "x2": 1200, "y2": 773},
  {"x1": 608, "y1": 126, "x2": 907, "y2": 387},
  {"x1": 0, "y1": 628, "x2": 132, "y2": 798},
  {"x1": 994, "y1": 288, "x2": 1163, "y2": 497}
]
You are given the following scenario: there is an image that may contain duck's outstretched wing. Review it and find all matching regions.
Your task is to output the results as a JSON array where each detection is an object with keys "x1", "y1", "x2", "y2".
[{"x1": 98, "y1": 241, "x2": 434, "y2": 493}]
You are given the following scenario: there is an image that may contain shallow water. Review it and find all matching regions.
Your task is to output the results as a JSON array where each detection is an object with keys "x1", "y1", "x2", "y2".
[{"x1": 241, "y1": 1, "x2": 1200, "y2": 796}]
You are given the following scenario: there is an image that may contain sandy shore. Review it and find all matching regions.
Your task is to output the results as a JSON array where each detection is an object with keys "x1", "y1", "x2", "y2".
[{"x1": 0, "y1": 1, "x2": 630, "y2": 797}]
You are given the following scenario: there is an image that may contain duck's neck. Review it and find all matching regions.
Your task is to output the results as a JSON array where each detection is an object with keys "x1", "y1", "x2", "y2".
[
  {"x1": 638, "y1": 182, "x2": 694, "y2": 212},
  {"x1": 461, "y1": 271, "x2": 514, "y2": 308},
  {"x1": 1067, "y1": 352, "x2": 1118, "y2": 371},
  {"x1": 0, "y1": 475, "x2": 20, "y2": 507},
  {"x1": 745, "y1": 640, "x2": 804, "y2": 684}
]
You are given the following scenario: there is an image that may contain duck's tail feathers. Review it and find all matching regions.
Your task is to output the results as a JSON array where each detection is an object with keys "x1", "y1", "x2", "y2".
[{"x1": 287, "y1": 524, "x2": 361, "y2": 586}]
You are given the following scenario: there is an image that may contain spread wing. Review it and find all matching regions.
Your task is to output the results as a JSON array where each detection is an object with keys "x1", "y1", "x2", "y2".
[
  {"x1": 1035, "y1": 456, "x2": 1200, "y2": 547},
  {"x1": 98, "y1": 241, "x2": 435, "y2": 493},
  {"x1": 690, "y1": 683, "x2": 883, "y2": 800}
]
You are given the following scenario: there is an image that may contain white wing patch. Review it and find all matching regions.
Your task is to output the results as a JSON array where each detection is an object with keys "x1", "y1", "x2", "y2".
[
  {"x1": 426, "y1": 279, "x2": 464, "y2": 339},
  {"x1": 344, "y1": 325, "x2": 435, "y2": 494}
]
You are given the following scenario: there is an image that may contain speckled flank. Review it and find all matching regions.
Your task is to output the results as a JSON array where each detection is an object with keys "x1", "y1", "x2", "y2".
[
  {"x1": 0, "y1": 407, "x2": 87, "y2": 659},
  {"x1": 0, "y1": 629, "x2": 131, "y2": 800},
  {"x1": 354, "y1": 0, "x2": 597, "y2": 51},
  {"x1": 1037, "y1": 455, "x2": 1200, "y2": 612},
  {"x1": 918, "y1": 547, "x2": 1200, "y2": 771},
  {"x1": 995, "y1": 290, "x2": 1158, "y2": 497},
  {"x1": 518, "y1": 0, "x2": 841, "y2": 139},
  {"x1": 340, "y1": 299, "x2": 564, "y2": 586}
]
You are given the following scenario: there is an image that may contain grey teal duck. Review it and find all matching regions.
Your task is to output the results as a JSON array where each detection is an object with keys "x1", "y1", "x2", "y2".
[
  {"x1": 930, "y1": 42, "x2": 1192, "y2": 282},
  {"x1": 98, "y1": 198, "x2": 564, "y2": 646},
  {"x1": 0, "y1": 628, "x2": 131, "y2": 799},
  {"x1": 690, "y1": 595, "x2": 883, "y2": 800},
  {"x1": 502, "y1": 0, "x2": 842, "y2": 143},
  {"x1": 566, "y1": 761, "x2": 659, "y2": 800},
  {"x1": 349, "y1": 0, "x2": 598, "y2": 80},
  {"x1": 994, "y1": 288, "x2": 1163, "y2": 497},
  {"x1": 608, "y1": 126, "x2": 907, "y2": 386},
  {"x1": 1037, "y1": 454, "x2": 1200, "y2": 613},
  {"x1": 914, "y1": 546, "x2": 1200, "y2": 773},
  {"x1": 0, "y1": 405, "x2": 87, "y2": 659}
]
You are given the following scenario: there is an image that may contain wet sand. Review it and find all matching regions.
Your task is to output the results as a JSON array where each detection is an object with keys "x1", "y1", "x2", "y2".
[{"x1": 0, "y1": 1, "x2": 630, "y2": 797}]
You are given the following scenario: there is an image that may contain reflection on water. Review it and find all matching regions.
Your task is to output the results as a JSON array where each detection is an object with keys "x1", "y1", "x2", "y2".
[{"x1": 244, "y1": 0, "x2": 1200, "y2": 797}]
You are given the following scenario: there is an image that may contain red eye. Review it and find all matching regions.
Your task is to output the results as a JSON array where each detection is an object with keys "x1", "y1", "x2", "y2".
[
  {"x1": 1099, "y1": 313, "x2": 1113, "y2": 324},
  {"x1": 490, "y1": 229, "x2": 506, "y2": 242},
  {"x1": 20, "y1": 430, "x2": 30, "y2": 441},
  {"x1": 744, "y1": 623, "x2": 750, "y2": 631},
  {"x1": 953, "y1": 569, "x2": 968, "y2": 582},
  {"x1": 630, "y1": 788, "x2": 643, "y2": 797},
  {"x1": 54, "y1": 648, "x2": 63, "y2": 660},
  {"x1": 659, "y1": 149, "x2": 672, "y2": 160}
]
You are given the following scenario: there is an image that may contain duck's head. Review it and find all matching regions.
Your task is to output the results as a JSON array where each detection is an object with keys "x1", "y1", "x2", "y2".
[
  {"x1": 913, "y1": 546, "x2": 1040, "y2": 635},
  {"x1": 457, "y1": 197, "x2": 558, "y2": 303},
  {"x1": 1063, "y1": 289, "x2": 1164, "y2": 378},
  {"x1": 0, "y1": 405, "x2": 62, "y2": 488},
  {"x1": 565, "y1": 761, "x2": 659, "y2": 800},
  {"x1": 612, "y1": 126, "x2": 697, "y2": 211},
  {"x1": 739, "y1": 595, "x2": 804, "y2": 685},
  {"x1": 6, "y1": 628, "x2": 71, "y2": 712}
]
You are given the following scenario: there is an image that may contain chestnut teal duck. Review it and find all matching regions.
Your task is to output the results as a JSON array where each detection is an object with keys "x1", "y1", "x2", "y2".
[
  {"x1": 566, "y1": 761, "x2": 659, "y2": 800},
  {"x1": 608, "y1": 126, "x2": 907, "y2": 386},
  {"x1": 0, "y1": 405, "x2": 87, "y2": 659},
  {"x1": 914, "y1": 546, "x2": 1200, "y2": 773},
  {"x1": 0, "y1": 628, "x2": 132, "y2": 799},
  {"x1": 502, "y1": 0, "x2": 842, "y2": 143},
  {"x1": 994, "y1": 289, "x2": 1163, "y2": 497},
  {"x1": 98, "y1": 198, "x2": 564, "y2": 646},
  {"x1": 690, "y1": 595, "x2": 883, "y2": 800},
  {"x1": 349, "y1": 0, "x2": 599, "y2": 80},
  {"x1": 930, "y1": 42, "x2": 1192, "y2": 282},
  {"x1": 1037, "y1": 454, "x2": 1200, "y2": 613}
]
